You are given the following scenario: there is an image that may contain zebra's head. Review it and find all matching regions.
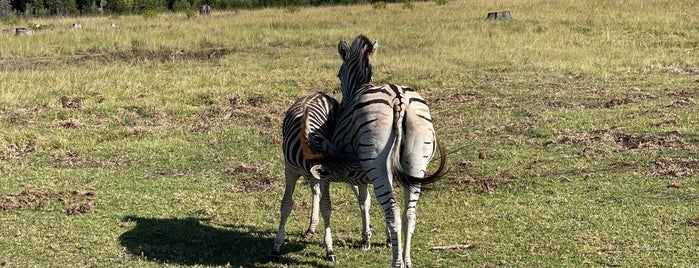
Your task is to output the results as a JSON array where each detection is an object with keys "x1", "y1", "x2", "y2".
[{"x1": 337, "y1": 35, "x2": 377, "y2": 102}]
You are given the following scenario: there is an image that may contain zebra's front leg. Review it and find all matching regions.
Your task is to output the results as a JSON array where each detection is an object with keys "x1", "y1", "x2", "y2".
[
  {"x1": 352, "y1": 183, "x2": 373, "y2": 250},
  {"x1": 272, "y1": 167, "x2": 300, "y2": 258},
  {"x1": 319, "y1": 179, "x2": 337, "y2": 262},
  {"x1": 305, "y1": 177, "x2": 321, "y2": 238},
  {"x1": 402, "y1": 184, "x2": 421, "y2": 268}
]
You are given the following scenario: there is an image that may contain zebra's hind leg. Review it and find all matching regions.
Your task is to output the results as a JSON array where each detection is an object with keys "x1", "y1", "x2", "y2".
[
  {"x1": 319, "y1": 179, "x2": 336, "y2": 262},
  {"x1": 272, "y1": 167, "x2": 301, "y2": 258},
  {"x1": 351, "y1": 184, "x2": 373, "y2": 250},
  {"x1": 367, "y1": 166, "x2": 403, "y2": 268},
  {"x1": 305, "y1": 177, "x2": 321, "y2": 239},
  {"x1": 402, "y1": 184, "x2": 422, "y2": 268}
]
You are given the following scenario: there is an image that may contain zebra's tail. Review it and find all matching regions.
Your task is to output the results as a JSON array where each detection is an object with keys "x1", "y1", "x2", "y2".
[
  {"x1": 300, "y1": 106, "x2": 325, "y2": 165},
  {"x1": 390, "y1": 91, "x2": 448, "y2": 186}
]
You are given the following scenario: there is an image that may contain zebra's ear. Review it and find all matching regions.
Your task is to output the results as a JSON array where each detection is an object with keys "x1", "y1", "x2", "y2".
[
  {"x1": 338, "y1": 40, "x2": 349, "y2": 60},
  {"x1": 365, "y1": 41, "x2": 378, "y2": 59}
]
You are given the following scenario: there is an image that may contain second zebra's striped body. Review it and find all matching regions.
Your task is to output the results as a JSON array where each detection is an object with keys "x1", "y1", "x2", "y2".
[
  {"x1": 273, "y1": 93, "x2": 381, "y2": 259},
  {"x1": 272, "y1": 92, "x2": 340, "y2": 260}
]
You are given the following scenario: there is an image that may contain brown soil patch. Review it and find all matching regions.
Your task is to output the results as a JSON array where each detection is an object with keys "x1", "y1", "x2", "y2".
[
  {"x1": 225, "y1": 165, "x2": 276, "y2": 193},
  {"x1": 60, "y1": 96, "x2": 82, "y2": 109},
  {"x1": 549, "y1": 129, "x2": 695, "y2": 151},
  {"x1": 604, "y1": 98, "x2": 634, "y2": 108},
  {"x1": 614, "y1": 132, "x2": 691, "y2": 151},
  {"x1": 246, "y1": 94, "x2": 265, "y2": 107},
  {"x1": 666, "y1": 97, "x2": 696, "y2": 108},
  {"x1": 1, "y1": 188, "x2": 95, "y2": 215},
  {"x1": 654, "y1": 157, "x2": 699, "y2": 177},
  {"x1": 0, "y1": 139, "x2": 36, "y2": 160},
  {"x1": 56, "y1": 118, "x2": 82, "y2": 128}
]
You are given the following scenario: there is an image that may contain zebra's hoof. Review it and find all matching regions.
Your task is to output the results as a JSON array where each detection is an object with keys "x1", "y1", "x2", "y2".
[
  {"x1": 304, "y1": 230, "x2": 315, "y2": 239},
  {"x1": 360, "y1": 240, "x2": 371, "y2": 250},
  {"x1": 326, "y1": 254, "x2": 337, "y2": 262}
]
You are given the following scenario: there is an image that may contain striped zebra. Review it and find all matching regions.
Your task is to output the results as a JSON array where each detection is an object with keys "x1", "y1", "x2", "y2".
[
  {"x1": 304, "y1": 35, "x2": 447, "y2": 268},
  {"x1": 272, "y1": 91, "x2": 379, "y2": 261}
]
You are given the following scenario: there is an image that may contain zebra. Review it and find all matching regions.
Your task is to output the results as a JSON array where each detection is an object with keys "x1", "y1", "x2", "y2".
[
  {"x1": 303, "y1": 35, "x2": 447, "y2": 268},
  {"x1": 272, "y1": 92, "x2": 378, "y2": 261},
  {"x1": 199, "y1": 4, "x2": 211, "y2": 16}
]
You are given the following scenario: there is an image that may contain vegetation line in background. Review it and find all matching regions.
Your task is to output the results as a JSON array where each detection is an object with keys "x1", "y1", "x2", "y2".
[{"x1": 0, "y1": 0, "x2": 425, "y2": 17}]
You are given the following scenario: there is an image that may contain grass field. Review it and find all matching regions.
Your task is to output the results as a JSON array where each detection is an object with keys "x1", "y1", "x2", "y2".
[{"x1": 1, "y1": 0, "x2": 698, "y2": 267}]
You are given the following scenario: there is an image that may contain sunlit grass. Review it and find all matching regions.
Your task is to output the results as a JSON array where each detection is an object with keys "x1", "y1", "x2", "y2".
[{"x1": 1, "y1": 0, "x2": 698, "y2": 267}]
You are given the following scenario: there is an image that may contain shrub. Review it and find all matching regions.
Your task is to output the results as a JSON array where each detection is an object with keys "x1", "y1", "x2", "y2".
[{"x1": 372, "y1": 1, "x2": 385, "y2": 9}]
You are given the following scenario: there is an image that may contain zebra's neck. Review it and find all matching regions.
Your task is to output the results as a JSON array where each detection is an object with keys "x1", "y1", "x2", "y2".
[{"x1": 341, "y1": 82, "x2": 374, "y2": 106}]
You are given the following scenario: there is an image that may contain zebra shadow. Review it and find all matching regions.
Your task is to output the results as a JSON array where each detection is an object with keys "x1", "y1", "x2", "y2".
[{"x1": 119, "y1": 216, "x2": 329, "y2": 267}]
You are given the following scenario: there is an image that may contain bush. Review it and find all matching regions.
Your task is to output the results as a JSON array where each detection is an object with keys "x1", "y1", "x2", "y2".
[
  {"x1": 0, "y1": 0, "x2": 13, "y2": 18},
  {"x1": 183, "y1": 6, "x2": 196, "y2": 18},
  {"x1": 106, "y1": 0, "x2": 130, "y2": 13},
  {"x1": 142, "y1": 9, "x2": 158, "y2": 18},
  {"x1": 172, "y1": 0, "x2": 191, "y2": 12},
  {"x1": 134, "y1": 0, "x2": 167, "y2": 13},
  {"x1": 372, "y1": 1, "x2": 385, "y2": 9}
]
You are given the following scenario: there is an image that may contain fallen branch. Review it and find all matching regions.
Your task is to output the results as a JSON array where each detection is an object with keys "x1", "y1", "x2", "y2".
[{"x1": 430, "y1": 244, "x2": 474, "y2": 250}]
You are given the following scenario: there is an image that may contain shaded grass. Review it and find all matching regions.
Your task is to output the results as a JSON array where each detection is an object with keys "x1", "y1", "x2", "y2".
[{"x1": 1, "y1": 0, "x2": 698, "y2": 267}]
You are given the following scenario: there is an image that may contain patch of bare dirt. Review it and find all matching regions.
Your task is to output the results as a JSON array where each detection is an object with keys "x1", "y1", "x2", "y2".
[
  {"x1": 224, "y1": 165, "x2": 260, "y2": 176},
  {"x1": 225, "y1": 165, "x2": 276, "y2": 193},
  {"x1": 614, "y1": 132, "x2": 691, "y2": 151},
  {"x1": 653, "y1": 157, "x2": 699, "y2": 177},
  {"x1": 1, "y1": 188, "x2": 95, "y2": 215},
  {"x1": 549, "y1": 129, "x2": 695, "y2": 151},
  {"x1": 67, "y1": 201, "x2": 94, "y2": 215},
  {"x1": 604, "y1": 98, "x2": 634, "y2": 108},
  {"x1": 666, "y1": 97, "x2": 696, "y2": 108},
  {"x1": 56, "y1": 118, "x2": 82, "y2": 128},
  {"x1": 60, "y1": 96, "x2": 82, "y2": 109},
  {"x1": 0, "y1": 139, "x2": 36, "y2": 160},
  {"x1": 590, "y1": 87, "x2": 663, "y2": 109},
  {"x1": 246, "y1": 94, "x2": 265, "y2": 107}
]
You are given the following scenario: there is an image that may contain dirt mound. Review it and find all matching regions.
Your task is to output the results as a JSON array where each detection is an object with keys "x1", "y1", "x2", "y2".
[{"x1": 1, "y1": 188, "x2": 95, "y2": 215}]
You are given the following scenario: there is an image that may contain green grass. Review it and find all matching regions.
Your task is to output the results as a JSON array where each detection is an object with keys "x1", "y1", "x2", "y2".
[{"x1": 1, "y1": 0, "x2": 698, "y2": 267}]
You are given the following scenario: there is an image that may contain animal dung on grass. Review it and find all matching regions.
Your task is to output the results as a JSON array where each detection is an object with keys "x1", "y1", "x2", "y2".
[{"x1": 487, "y1": 11, "x2": 513, "y2": 20}]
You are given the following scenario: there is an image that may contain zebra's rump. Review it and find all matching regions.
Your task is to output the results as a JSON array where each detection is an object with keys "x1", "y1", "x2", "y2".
[{"x1": 282, "y1": 92, "x2": 340, "y2": 173}]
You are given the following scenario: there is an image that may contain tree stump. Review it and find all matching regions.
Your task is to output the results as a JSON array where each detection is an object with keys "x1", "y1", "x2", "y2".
[{"x1": 487, "y1": 11, "x2": 513, "y2": 20}]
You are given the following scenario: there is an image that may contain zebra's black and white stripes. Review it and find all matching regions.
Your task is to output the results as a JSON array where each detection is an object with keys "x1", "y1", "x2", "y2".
[
  {"x1": 273, "y1": 92, "x2": 340, "y2": 260},
  {"x1": 305, "y1": 35, "x2": 447, "y2": 268},
  {"x1": 273, "y1": 93, "x2": 379, "y2": 259}
]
